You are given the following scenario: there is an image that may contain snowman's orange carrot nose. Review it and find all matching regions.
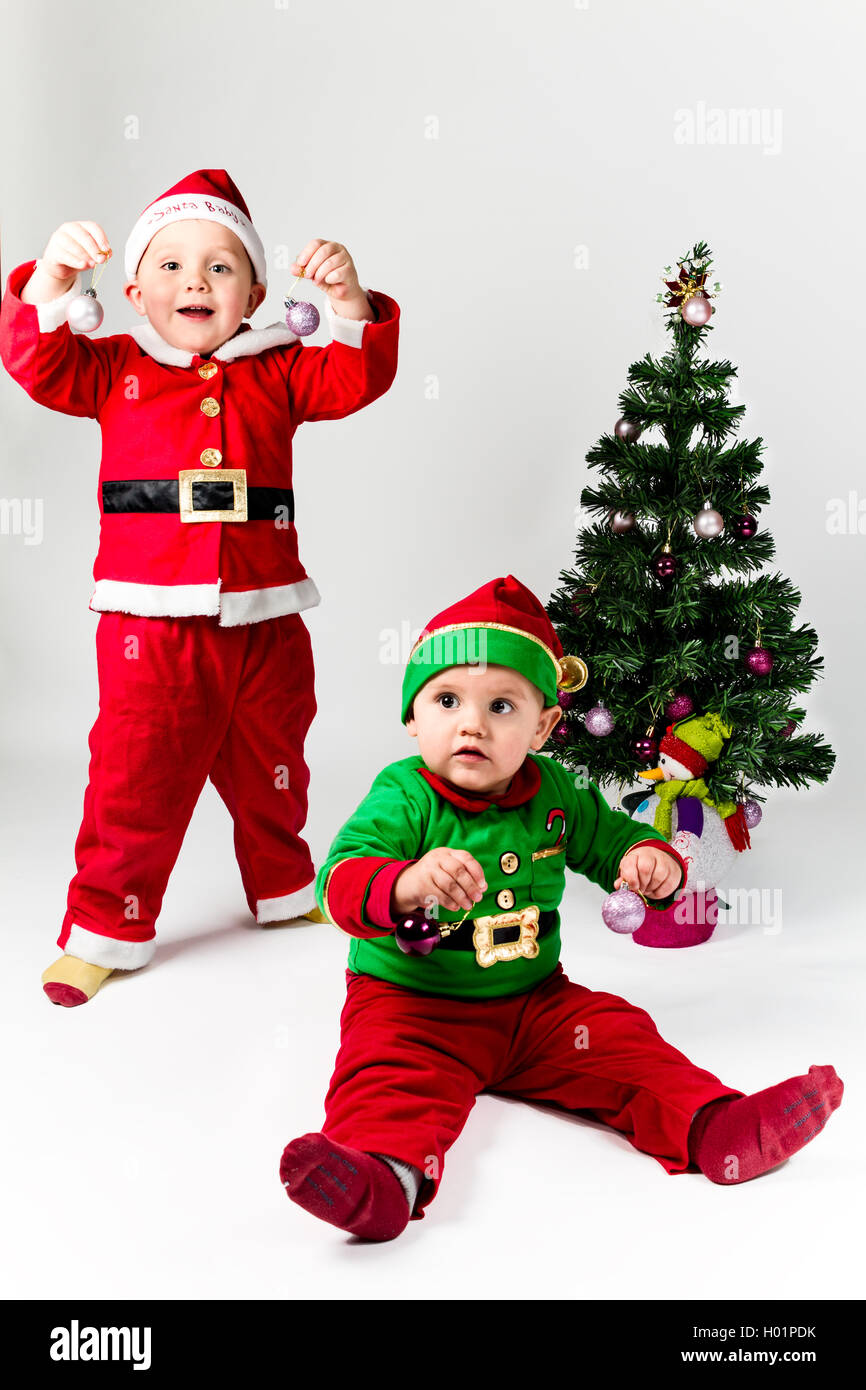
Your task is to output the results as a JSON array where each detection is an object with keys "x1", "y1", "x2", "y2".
[{"x1": 638, "y1": 767, "x2": 664, "y2": 781}]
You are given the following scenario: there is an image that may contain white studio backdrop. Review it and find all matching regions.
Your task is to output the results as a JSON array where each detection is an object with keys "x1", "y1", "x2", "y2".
[{"x1": 0, "y1": 0, "x2": 862, "y2": 1301}]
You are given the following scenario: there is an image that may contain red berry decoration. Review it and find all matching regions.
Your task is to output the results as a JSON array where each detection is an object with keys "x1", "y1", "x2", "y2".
[
  {"x1": 571, "y1": 586, "x2": 593, "y2": 617},
  {"x1": 732, "y1": 513, "x2": 758, "y2": 539},
  {"x1": 394, "y1": 911, "x2": 441, "y2": 956},
  {"x1": 745, "y1": 646, "x2": 774, "y2": 676}
]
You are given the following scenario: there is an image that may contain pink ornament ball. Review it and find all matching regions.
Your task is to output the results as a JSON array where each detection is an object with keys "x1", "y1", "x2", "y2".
[
  {"x1": 602, "y1": 883, "x2": 646, "y2": 934},
  {"x1": 285, "y1": 298, "x2": 320, "y2": 336},
  {"x1": 394, "y1": 911, "x2": 441, "y2": 956},
  {"x1": 742, "y1": 799, "x2": 763, "y2": 829},
  {"x1": 557, "y1": 690, "x2": 578, "y2": 710},
  {"x1": 681, "y1": 295, "x2": 712, "y2": 326},
  {"x1": 585, "y1": 705, "x2": 615, "y2": 737},
  {"x1": 665, "y1": 693, "x2": 694, "y2": 720},
  {"x1": 745, "y1": 646, "x2": 774, "y2": 676}
]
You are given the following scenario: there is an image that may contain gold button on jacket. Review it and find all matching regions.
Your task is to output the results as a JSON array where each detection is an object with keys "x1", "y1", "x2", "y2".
[
  {"x1": 496, "y1": 888, "x2": 516, "y2": 910},
  {"x1": 199, "y1": 448, "x2": 223, "y2": 468},
  {"x1": 197, "y1": 363, "x2": 218, "y2": 380},
  {"x1": 200, "y1": 396, "x2": 220, "y2": 417}
]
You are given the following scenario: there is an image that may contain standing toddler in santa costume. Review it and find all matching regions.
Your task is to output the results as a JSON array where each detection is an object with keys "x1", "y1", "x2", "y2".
[
  {"x1": 279, "y1": 575, "x2": 843, "y2": 1239},
  {"x1": 0, "y1": 168, "x2": 399, "y2": 1006}
]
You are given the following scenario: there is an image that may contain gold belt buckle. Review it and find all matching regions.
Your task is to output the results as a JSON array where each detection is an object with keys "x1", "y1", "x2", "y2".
[
  {"x1": 472, "y1": 905, "x2": 541, "y2": 969},
  {"x1": 178, "y1": 468, "x2": 248, "y2": 523}
]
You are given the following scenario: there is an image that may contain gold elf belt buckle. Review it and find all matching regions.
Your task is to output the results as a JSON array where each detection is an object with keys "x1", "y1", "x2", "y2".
[
  {"x1": 472, "y1": 905, "x2": 541, "y2": 969},
  {"x1": 178, "y1": 468, "x2": 248, "y2": 523}
]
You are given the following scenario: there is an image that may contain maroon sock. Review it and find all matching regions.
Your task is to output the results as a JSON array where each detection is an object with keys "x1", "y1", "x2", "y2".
[
  {"x1": 279, "y1": 1132, "x2": 410, "y2": 1241},
  {"x1": 688, "y1": 1065, "x2": 843, "y2": 1184}
]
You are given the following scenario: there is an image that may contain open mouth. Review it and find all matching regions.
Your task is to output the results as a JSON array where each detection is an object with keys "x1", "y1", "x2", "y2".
[{"x1": 178, "y1": 307, "x2": 214, "y2": 318}]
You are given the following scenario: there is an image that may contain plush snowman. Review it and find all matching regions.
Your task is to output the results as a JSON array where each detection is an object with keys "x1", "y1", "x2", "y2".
[{"x1": 622, "y1": 712, "x2": 752, "y2": 948}]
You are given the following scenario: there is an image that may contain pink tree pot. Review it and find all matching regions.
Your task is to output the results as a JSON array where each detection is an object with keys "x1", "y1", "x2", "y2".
[{"x1": 632, "y1": 888, "x2": 718, "y2": 948}]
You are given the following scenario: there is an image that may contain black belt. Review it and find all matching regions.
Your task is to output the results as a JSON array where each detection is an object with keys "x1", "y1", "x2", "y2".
[
  {"x1": 102, "y1": 479, "x2": 294, "y2": 522},
  {"x1": 435, "y1": 908, "x2": 558, "y2": 951}
]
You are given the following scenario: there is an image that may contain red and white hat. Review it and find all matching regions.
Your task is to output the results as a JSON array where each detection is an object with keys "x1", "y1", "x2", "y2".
[{"x1": 124, "y1": 168, "x2": 267, "y2": 286}]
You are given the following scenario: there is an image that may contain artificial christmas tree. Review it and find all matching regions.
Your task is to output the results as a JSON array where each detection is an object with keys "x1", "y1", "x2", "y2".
[{"x1": 546, "y1": 241, "x2": 835, "y2": 943}]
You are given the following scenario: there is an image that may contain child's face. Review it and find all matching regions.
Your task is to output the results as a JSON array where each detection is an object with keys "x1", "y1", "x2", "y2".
[
  {"x1": 406, "y1": 664, "x2": 563, "y2": 796},
  {"x1": 123, "y1": 220, "x2": 266, "y2": 353}
]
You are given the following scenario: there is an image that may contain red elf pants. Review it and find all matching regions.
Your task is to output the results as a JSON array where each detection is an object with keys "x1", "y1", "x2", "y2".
[
  {"x1": 322, "y1": 964, "x2": 745, "y2": 1218},
  {"x1": 58, "y1": 610, "x2": 318, "y2": 970}
]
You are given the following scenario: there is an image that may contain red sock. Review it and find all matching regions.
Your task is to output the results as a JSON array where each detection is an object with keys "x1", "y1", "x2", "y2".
[
  {"x1": 279, "y1": 1132, "x2": 410, "y2": 1241},
  {"x1": 688, "y1": 1065, "x2": 843, "y2": 1184}
]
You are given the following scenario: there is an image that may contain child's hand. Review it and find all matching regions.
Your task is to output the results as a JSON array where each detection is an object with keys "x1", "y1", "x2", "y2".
[
  {"x1": 392, "y1": 850, "x2": 488, "y2": 917},
  {"x1": 615, "y1": 846, "x2": 680, "y2": 900},
  {"x1": 290, "y1": 239, "x2": 370, "y2": 318},
  {"x1": 41, "y1": 222, "x2": 112, "y2": 282}
]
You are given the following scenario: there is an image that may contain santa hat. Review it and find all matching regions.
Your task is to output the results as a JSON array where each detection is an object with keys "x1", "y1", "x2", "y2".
[
  {"x1": 400, "y1": 574, "x2": 587, "y2": 723},
  {"x1": 124, "y1": 168, "x2": 267, "y2": 286}
]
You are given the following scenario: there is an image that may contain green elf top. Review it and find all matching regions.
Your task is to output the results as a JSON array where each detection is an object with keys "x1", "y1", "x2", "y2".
[{"x1": 316, "y1": 575, "x2": 689, "y2": 999}]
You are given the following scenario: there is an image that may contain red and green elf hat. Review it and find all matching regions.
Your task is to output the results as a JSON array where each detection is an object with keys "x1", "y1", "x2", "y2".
[{"x1": 401, "y1": 574, "x2": 588, "y2": 722}]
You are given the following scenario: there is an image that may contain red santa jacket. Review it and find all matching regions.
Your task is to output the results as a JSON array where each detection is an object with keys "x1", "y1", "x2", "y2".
[{"x1": 0, "y1": 260, "x2": 400, "y2": 625}]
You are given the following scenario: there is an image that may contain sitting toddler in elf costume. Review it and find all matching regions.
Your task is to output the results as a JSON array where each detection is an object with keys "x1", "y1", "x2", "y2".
[{"x1": 280, "y1": 575, "x2": 843, "y2": 1240}]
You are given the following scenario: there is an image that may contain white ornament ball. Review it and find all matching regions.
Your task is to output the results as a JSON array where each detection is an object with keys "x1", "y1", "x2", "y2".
[
  {"x1": 609, "y1": 510, "x2": 636, "y2": 534},
  {"x1": 693, "y1": 499, "x2": 725, "y2": 538},
  {"x1": 68, "y1": 292, "x2": 104, "y2": 334}
]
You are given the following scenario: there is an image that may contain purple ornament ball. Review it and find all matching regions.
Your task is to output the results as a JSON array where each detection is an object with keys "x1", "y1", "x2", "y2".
[
  {"x1": 632, "y1": 736, "x2": 658, "y2": 763},
  {"x1": 557, "y1": 690, "x2": 578, "y2": 710},
  {"x1": 665, "y1": 693, "x2": 694, "y2": 720},
  {"x1": 614, "y1": 418, "x2": 642, "y2": 443},
  {"x1": 782, "y1": 719, "x2": 796, "y2": 738},
  {"x1": 732, "y1": 513, "x2": 758, "y2": 539},
  {"x1": 653, "y1": 553, "x2": 678, "y2": 581},
  {"x1": 742, "y1": 799, "x2": 763, "y2": 829},
  {"x1": 285, "y1": 298, "x2": 320, "y2": 337},
  {"x1": 553, "y1": 722, "x2": 570, "y2": 743},
  {"x1": 745, "y1": 646, "x2": 774, "y2": 676},
  {"x1": 585, "y1": 705, "x2": 615, "y2": 737},
  {"x1": 602, "y1": 883, "x2": 646, "y2": 934},
  {"x1": 394, "y1": 911, "x2": 441, "y2": 956}
]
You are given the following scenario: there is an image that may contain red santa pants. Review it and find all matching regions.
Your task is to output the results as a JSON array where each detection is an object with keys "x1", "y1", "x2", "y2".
[
  {"x1": 58, "y1": 610, "x2": 318, "y2": 970},
  {"x1": 322, "y1": 964, "x2": 745, "y2": 1218}
]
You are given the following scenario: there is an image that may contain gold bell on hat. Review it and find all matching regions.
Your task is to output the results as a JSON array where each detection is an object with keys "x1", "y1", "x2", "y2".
[{"x1": 557, "y1": 654, "x2": 589, "y2": 691}]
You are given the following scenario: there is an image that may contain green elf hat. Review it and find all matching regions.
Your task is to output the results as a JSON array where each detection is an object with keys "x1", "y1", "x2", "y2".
[
  {"x1": 401, "y1": 574, "x2": 588, "y2": 723},
  {"x1": 659, "y1": 711, "x2": 733, "y2": 776}
]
